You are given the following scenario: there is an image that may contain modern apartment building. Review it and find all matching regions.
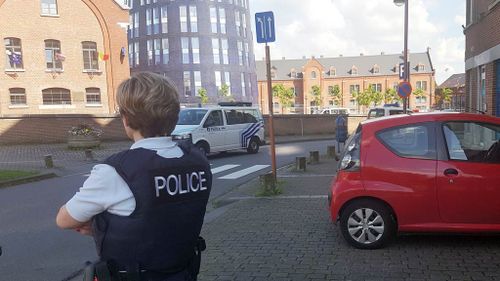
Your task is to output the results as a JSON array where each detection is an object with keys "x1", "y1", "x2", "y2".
[
  {"x1": 256, "y1": 51, "x2": 436, "y2": 114},
  {"x1": 0, "y1": 0, "x2": 130, "y2": 115},
  {"x1": 128, "y1": 0, "x2": 258, "y2": 105},
  {"x1": 464, "y1": 0, "x2": 500, "y2": 116}
]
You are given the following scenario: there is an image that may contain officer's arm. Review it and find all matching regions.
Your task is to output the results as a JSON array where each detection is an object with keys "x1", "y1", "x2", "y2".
[{"x1": 56, "y1": 205, "x2": 89, "y2": 229}]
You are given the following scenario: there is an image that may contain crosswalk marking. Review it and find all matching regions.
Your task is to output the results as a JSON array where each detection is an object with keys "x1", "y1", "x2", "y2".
[
  {"x1": 218, "y1": 165, "x2": 269, "y2": 180},
  {"x1": 211, "y1": 164, "x2": 240, "y2": 174}
]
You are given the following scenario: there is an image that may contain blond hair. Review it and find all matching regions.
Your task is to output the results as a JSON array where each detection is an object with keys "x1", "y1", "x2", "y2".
[{"x1": 117, "y1": 72, "x2": 180, "y2": 137}]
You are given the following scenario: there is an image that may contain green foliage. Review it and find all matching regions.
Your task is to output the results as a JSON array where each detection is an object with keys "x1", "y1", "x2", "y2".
[
  {"x1": 384, "y1": 88, "x2": 401, "y2": 104},
  {"x1": 441, "y1": 87, "x2": 453, "y2": 103},
  {"x1": 272, "y1": 84, "x2": 295, "y2": 113},
  {"x1": 198, "y1": 87, "x2": 209, "y2": 105},
  {"x1": 256, "y1": 179, "x2": 284, "y2": 197},
  {"x1": 368, "y1": 86, "x2": 384, "y2": 106},
  {"x1": 413, "y1": 88, "x2": 425, "y2": 97},
  {"x1": 0, "y1": 170, "x2": 38, "y2": 181},
  {"x1": 353, "y1": 89, "x2": 371, "y2": 108},
  {"x1": 328, "y1": 85, "x2": 342, "y2": 107},
  {"x1": 311, "y1": 85, "x2": 322, "y2": 107},
  {"x1": 219, "y1": 84, "x2": 230, "y2": 99}
]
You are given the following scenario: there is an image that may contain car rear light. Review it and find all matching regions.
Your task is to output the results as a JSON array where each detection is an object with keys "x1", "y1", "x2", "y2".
[{"x1": 338, "y1": 127, "x2": 361, "y2": 171}]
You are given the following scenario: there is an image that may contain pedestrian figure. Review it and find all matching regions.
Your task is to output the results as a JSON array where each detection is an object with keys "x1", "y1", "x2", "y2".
[{"x1": 56, "y1": 72, "x2": 212, "y2": 281}]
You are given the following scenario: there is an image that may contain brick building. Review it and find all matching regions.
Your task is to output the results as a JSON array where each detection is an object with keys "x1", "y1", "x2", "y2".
[
  {"x1": 436, "y1": 73, "x2": 466, "y2": 111},
  {"x1": 0, "y1": 0, "x2": 130, "y2": 116},
  {"x1": 128, "y1": 0, "x2": 258, "y2": 106},
  {"x1": 464, "y1": 0, "x2": 500, "y2": 116},
  {"x1": 256, "y1": 51, "x2": 436, "y2": 114}
]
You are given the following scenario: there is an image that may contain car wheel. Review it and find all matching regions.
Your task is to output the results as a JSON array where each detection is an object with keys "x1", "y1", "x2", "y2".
[
  {"x1": 195, "y1": 142, "x2": 209, "y2": 157},
  {"x1": 247, "y1": 137, "x2": 260, "y2": 154},
  {"x1": 339, "y1": 199, "x2": 396, "y2": 249}
]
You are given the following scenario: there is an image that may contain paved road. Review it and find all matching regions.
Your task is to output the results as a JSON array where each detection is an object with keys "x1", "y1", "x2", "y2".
[{"x1": 0, "y1": 140, "x2": 335, "y2": 281}]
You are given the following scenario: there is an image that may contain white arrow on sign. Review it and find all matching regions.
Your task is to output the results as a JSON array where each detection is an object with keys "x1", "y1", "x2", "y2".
[
  {"x1": 257, "y1": 17, "x2": 267, "y2": 39},
  {"x1": 267, "y1": 17, "x2": 273, "y2": 38}
]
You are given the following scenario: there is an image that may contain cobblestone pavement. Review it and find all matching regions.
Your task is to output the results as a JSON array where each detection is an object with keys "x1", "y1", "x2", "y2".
[{"x1": 199, "y1": 157, "x2": 500, "y2": 281}]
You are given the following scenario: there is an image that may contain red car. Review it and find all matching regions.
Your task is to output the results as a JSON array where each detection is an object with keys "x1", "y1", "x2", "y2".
[{"x1": 329, "y1": 113, "x2": 500, "y2": 249}]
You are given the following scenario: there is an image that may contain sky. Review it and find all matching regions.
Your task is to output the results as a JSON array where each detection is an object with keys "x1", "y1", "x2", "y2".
[{"x1": 250, "y1": 0, "x2": 466, "y2": 84}]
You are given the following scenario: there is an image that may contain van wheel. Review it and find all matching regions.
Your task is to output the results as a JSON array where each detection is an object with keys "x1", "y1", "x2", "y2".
[
  {"x1": 195, "y1": 142, "x2": 209, "y2": 157},
  {"x1": 247, "y1": 137, "x2": 260, "y2": 154},
  {"x1": 339, "y1": 199, "x2": 396, "y2": 249}
]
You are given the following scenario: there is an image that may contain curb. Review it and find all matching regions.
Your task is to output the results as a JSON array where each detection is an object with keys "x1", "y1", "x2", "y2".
[{"x1": 0, "y1": 172, "x2": 58, "y2": 189}]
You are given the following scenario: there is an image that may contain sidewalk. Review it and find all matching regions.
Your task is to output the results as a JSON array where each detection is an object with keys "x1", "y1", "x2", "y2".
[{"x1": 0, "y1": 134, "x2": 334, "y2": 176}]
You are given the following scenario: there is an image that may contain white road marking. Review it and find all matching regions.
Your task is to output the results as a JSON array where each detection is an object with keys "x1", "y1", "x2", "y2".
[
  {"x1": 218, "y1": 165, "x2": 269, "y2": 180},
  {"x1": 211, "y1": 164, "x2": 240, "y2": 174}
]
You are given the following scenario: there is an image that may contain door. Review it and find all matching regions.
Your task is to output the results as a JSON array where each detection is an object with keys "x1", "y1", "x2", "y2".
[
  {"x1": 437, "y1": 121, "x2": 500, "y2": 224},
  {"x1": 202, "y1": 110, "x2": 226, "y2": 151}
]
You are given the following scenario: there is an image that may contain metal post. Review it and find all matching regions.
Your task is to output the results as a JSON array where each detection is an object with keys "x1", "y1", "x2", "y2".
[
  {"x1": 265, "y1": 44, "x2": 277, "y2": 180},
  {"x1": 403, "y1": 0, "x2": 409, "y2": 113}
]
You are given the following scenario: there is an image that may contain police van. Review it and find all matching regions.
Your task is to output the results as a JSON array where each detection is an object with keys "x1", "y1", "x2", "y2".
[{"x1": 172, "y1": 103, "x2": 265, "y2": 155}]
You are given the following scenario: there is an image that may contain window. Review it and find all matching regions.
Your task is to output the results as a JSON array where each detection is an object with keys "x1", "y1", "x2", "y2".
[
  {"x1": 215, "y1": 71, "x2": 222, "y2": 90},
  {"x1": 180, "y1": 6, "x2": 188, "y2": 32},
  {"x1": 85, "y1": 88, "x2": 101, "y2": 104},
  {"x1": 41, "y1": 0, "x2": 57, "y2": 15},
  {"x1": 370, "y1": 83, "x2": 382, "y2": 92},
  {"x1": 224, "y1": 72, "x2": 231, "y2": 95},
  {"x1": 42, "y1": 88, "x2": 71, "y2": 105},
  {"x1": 191, "y1": 37, "x2": 200, "y2": 64},
  {"x1": 147, "y1": 40, "x2": 153, "y2": 65},
  {"x1": 290, "y1": 69, "x2": 296, "y2": 78},
  {"x1": 189, "y1": 6, "x2": 198, "y2": 32},
  {"x1": 146, "y1": 8, "x2": 152, "y2": 35},
  {"x1": 235, "y1": 10, "x2": 241, "y2": 36},
  {"x1": 212, "y1": 38, "x2": 220, "y2": 64},
  {"x1": 45, "y1": 40, "x2": 63, "y2": 70},
  {"x1": 154, "y1": 39, "x2": 161, "y2": 65},
  {"x1": 210, "y1": 7, "x2": 218, "y2": 33},
  {"x1": 479, "y1": 65, "x2": 487, "y2": 112},
  {"x1": 205, "y1": 110, "x2": 224, "y2": 127},
  {"x1": 373, "y1": 65, "x2": 380, "y2": 74},
  {"x1": 221, "y1": 38, "x2": 229, "y2": 64},
  {"x1": 349, "y1": 85, "x2": 360, "y2": 94},
  {"x1": 226, "y1": 109, "x2": 252, "y2": 125},
  {"x1": 181, "y1": 37, "x2": 190, "y2": 64},
  {"x1": 82, "y1": 41, "x2": 98, "y2": 71},
  {"x1": 330, "y1": 67, "x2": 336, "y2": 76},
  {"x1": 242, "y1": 12, "x2": 247, "y2": 37},
  {"x1": 416, "y1": 96, "x2": 427, "y2": 104},
  {"x1": 9, "y1": 88, "x2": 26, "y2": 105},
  {"x1": 4, "y1": 38, "x2": 23, "y2": 70},
  {"x1": 311, "y1": 71, "x2": 317, "y2": 79},
  {"x1": 183, "y1": 71, "x2": 192, "y2": 96},
  {"x1": 161, "y1": 6, "x2": 168, "y2": 33},
  {"x1": 241, "y1": 73, "x2": 246, "y2": 97},
  {"x1": 416, "y1": 81, "x2": 428, "y2": 91},
  {"x1": 443, "y1": 122, "x2": 500, "y2": 163},
  {"x1": 128, "y1": 43, "x2": 133, "y2": 67},
  {"x1": 351, "y1": 66, "x2": 358, "y2": 75},
  {"x1": 219, "y1": 8, "x2": 226, "y2": 34},
  {"x1": 417, "y1": 64, "x2": 425, "y2": 72},
  {"x1": 153, "y1": 7, "x2": 160, "y2": 34},
  {"x1": 162, "y1": 38, "x2": 169, "y2": 64},
  {"x1": 377, "y1": 124, "x2": 435, "y2": 159},
  {"x1": 194, "y1": 71, "x2": 202, "y2": 94},
  {"x1": 134, "y1": 42, "x2": 139, "y2": 66},
  {"x1": 237, "y1": 41, "x2": 243, "y2": 66},
  {"x1": 133, "y1": 12, "x2": 140, "y2": 37}
]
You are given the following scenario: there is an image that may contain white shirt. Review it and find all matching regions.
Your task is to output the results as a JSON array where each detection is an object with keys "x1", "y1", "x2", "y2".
[{"x1": 65, "y1": 137, "x2": 184, "y2": 222}]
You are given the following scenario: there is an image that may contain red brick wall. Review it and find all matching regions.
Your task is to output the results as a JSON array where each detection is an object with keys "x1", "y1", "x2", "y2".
[{"x1": 465, "y1": 3, "x2": 500, "y2": 59}]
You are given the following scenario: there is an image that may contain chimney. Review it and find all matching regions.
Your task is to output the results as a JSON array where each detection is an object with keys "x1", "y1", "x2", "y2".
[
  {"x1": 339, "y1": 54, "x2": 343, "y2": 57},
  {"x1": 302, "y1": 56, "x2": 306, "y2": 59},
  {"x1": 282, "y1": 57, "x2": 286, "y2": 60},
  {"x1": 320, "y1": 55, "x2": 324, "y2": 58},
  {"x1": 360, "y1": 53, "x2": 364, "y2": 56},
  {"x1": 381, "y1": 52, "x2": 385, "y2": 55}
]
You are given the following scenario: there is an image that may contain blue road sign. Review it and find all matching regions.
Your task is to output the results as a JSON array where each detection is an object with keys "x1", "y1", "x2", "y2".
[
  {"x1": 399, "y1": 62, "x2": 411, "y2": 80},
  {"x1": 397, "y1": 81, "x2": 412, "y2": 98},
  {"x1": 255, "y1": 12, "x2": 275, "y2": 43}
]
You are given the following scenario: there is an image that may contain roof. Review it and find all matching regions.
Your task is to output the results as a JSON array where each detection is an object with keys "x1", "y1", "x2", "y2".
[
  {"x1": 438, "y1": 73, "x2": 466, "y2": 89},
  {"x1": 256, "y1": 52, "x2": 434, "y2": 81}
]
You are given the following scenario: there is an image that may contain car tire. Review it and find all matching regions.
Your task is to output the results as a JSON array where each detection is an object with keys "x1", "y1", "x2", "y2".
[
  {"x1": 339, "y1": 199, "x2": 396, "y2": 249},
  {"x1": 247, "y1": 137, "x2": 260, "y2": 154},
  {"x1": 195, "y1": 142, "x2": 210, "y2": 157}
]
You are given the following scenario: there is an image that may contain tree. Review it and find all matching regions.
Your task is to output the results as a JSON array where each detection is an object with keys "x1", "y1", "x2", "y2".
[
  {"x1": 311, "y1": 85, "x2": 322, "y2": 109},
  {"x1": 367, "y1": 86, "x2": 383, "y2": 106},
  {"x1": 328, "y1": 85, "x2": 342, "y2": 107},
  {"x1": 441, "y1": 87, "x2": 453, "y2": 108},
  {"x1": 413, "y1": 88, "x2": 426, "y2": 108},
  {"x1": 272, "y1": 84, "x2": 295, "y2": 114},
  {"x1": 218, "y1": 84, "x2": 230, "y2": 101},
  {"x1": 384, "y1": 88, "x2": 401, "y2": 104},
  {"x1": 198, "y1": 87, "x2": 209, "y2": 105},
  {"x1": 352, "y1": 89, "x2": 371, "y2": 113}
]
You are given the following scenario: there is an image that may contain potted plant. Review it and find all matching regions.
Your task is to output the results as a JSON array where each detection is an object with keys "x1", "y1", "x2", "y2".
[{"x1": 67, "y1": 124, "x2": 103, "y2": 149}]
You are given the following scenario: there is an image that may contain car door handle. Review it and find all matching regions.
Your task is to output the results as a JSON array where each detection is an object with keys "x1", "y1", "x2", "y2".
[{"x1": 444, "y1": 168, "x2": 459, "y2": 176}]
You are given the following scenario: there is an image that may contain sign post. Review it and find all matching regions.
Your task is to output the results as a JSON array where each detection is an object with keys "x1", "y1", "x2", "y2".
[
  {"x1": 397, "y1": 81, "x2": 412, "y2": 106},
  {"x1": 255, "y1": 11, "x2": 277, "y2": 181}
]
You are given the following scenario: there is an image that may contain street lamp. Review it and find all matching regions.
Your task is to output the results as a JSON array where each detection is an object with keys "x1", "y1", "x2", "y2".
[{"x1": 394, "y1": 0, "x2": 409, "y2": 113}]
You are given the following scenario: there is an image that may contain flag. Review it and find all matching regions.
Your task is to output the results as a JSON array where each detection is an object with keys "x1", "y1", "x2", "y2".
[
  {"x1": 9, "y1": 53, "x2": 22, "y2": 65},
  {"x1": 98, "y1": 52, "x2": 110, "y2": 61},
  {"x1": 55, "y1": 53, "x2": 66, "y2": 61}
]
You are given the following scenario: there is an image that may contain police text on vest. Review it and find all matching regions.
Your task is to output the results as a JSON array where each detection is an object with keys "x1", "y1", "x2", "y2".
[{"x1": 154, "y1": 171, "x2": 207, "y2": 197}]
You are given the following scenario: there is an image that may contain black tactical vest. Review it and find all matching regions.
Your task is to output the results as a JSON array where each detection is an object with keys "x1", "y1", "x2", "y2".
[{"x1": 92, "y1": 142, "x2": 212, "y2": 272}]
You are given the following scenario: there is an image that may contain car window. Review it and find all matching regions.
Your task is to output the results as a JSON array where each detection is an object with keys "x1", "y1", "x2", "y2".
[
  {"x1": 443, "y1": 122, "x2": 500, "y2": 163},
  {"x1": 368, "y1": 109, "x2": 384, "y2": 118},
  {"x1": 225, "y1": 109, "x2": 246, "y2": 125},
  {"x1": 377, "y1": 124, "x2": 435, "y2": 159},
  {"x1": 243, "y1": 110, "x2": 258, "y2": 123},
  {"x1": 389, "y1": 110, "x2": 404, "y2": 115},
  {"x1": 204, "y1": 110, "x2": 223, "y2": 127},
  {"x1": 177, "y1": 109, "x2": 208, "y2": 125}
]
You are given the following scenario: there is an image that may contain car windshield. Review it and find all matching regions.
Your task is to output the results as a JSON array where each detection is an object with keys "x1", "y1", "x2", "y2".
[{"x1": 177, "y1": 109, "x2": 208, "y2": 125}]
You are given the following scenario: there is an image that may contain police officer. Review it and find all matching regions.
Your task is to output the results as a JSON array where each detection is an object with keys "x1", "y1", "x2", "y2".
[{"x1": 56, "y1": 72, "x2": 212, "y2": 281}]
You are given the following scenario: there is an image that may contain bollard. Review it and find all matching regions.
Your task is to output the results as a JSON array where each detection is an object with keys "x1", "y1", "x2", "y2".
[
  {"x1": 85, "y1": 149, "x2": 94, "y2": 161},
  {"x1": 309, "y1": 151, "x2": 319, "y2": 164},
  {"x1": 327, "y1": 146, "x2": 336, "y2": 159},
  {"x1": 44, "y1": 155, "x2": 54, "y2": 168},
  {"x1": 295, "y1": 156, "x2": 307, "y2": 171}
]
